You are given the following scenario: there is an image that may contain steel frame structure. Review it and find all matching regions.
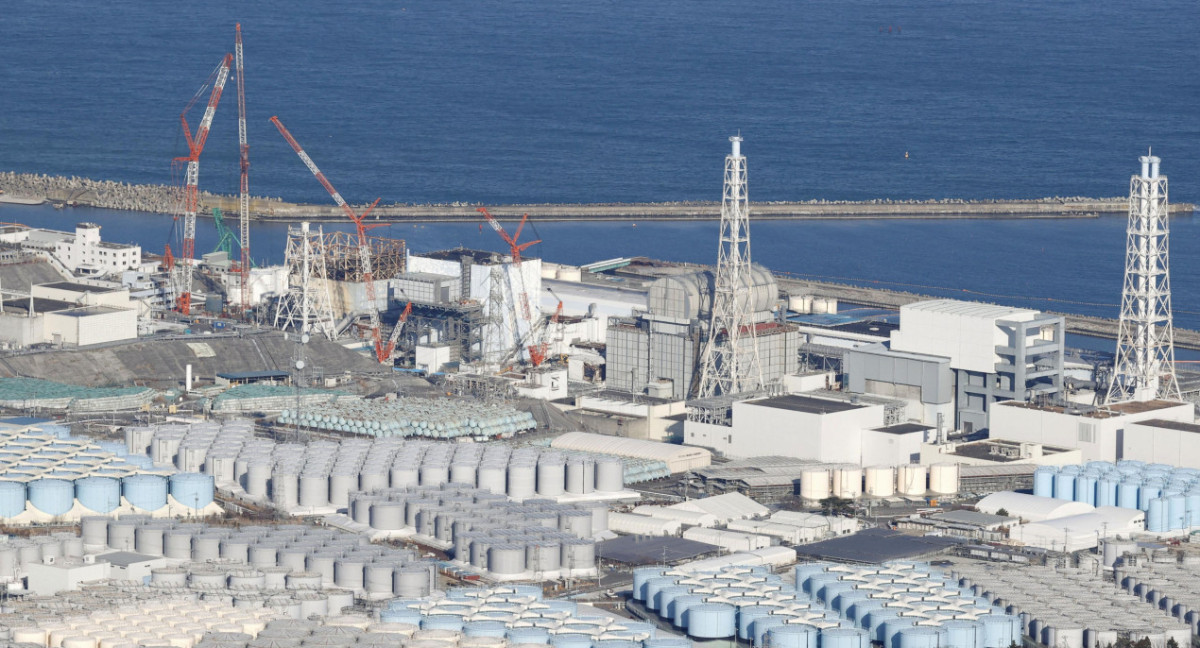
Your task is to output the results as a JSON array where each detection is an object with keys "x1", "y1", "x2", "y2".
[
  {"x1": 1106, "y1": 153, "x2": 1182, "y2": 403},
  {"x1": 275, "y1": 222, "x2": 337, "y2": 340},
  {"x1": 695, "y1": 135, "x2": 763, "y2": 398}
]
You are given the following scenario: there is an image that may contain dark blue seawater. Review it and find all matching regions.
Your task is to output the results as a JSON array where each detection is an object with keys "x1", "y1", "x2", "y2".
[
  {"x1": 1, "y1": 0, "x2": 1197, "y2": 203},
  {"x1": 2, "y1": 2, "x2": 1199, "y2": 329}
]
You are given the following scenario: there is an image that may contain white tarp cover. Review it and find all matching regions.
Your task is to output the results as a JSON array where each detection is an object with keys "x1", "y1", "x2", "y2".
[
  {"x1": 672, "y1": 492, "x2": 769, "y2": 523},
  {"x1": 975, "y1": 491, "x2": 1094, "y2": 523},
  {"x1": 551, "y1": 431, "x2": 712, "y2": 473},
  {"x1": 607, "y1": 512, "x2": 682, "y2": 536},
  {"x1": 1011, "y1": 506, "x2": 1145, "y2": 552}
]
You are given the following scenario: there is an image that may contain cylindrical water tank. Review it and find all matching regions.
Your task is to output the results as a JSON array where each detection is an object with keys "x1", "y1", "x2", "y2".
[
  {"x1": 686, "y1": 603, "x2": 736, "y2": 639},
  {"x1": 394, "y1": 565, "x2": 432, "y2": 598},
  {"x1": 74, "y1": 477, "x2": 120, "y2": 513},
  {"x1": 1167, "y1": 494, "x2": 1186, "y2": 530},
  {"x1": 565, "y1": 459, "x2": 595, "y2": 494},
  {"x1": 898, "y1": 626, "x2": 950, "y2": 648},
  {"x1": 509, "y1": 464, "x2": 537, "y2": 499},
  {"x1": 1118, "y1": 480, "x2": 1140, "y2": 509},
  {"x1": 941, "y1": 619, "x2": 984, "y2": 648},
  {"x1": 122, "y1": 474, "x2": 168, "y2": 511},
  {"x1": 978, "y1": 615, "x2": 1019, "y2": 648},
  {"x1": 28, "y1": 478, "x2": 75, "y2": 516},
  {"x1": 764, "y1": 624, "x2": 817, "y2": 648},
  {"x1": 134, "y1": 525, "x2": 166, "y2": 556},
  {"x1": 170, "y1": 473, "x2": 215, "y2": 509},
  {"x1": 488, "y1": 544, "x2": 527, "y2": 575},
  {"x1": 369, "y1": 502, "x2": 406, "y2": 530},
  {"x1": 800, "y1": 468, "x2": 831, "y2": 501},
  {"x1": 81, "y1": 516, "x2": 109, "y2": 547},
  {"x1": 1147, "y1": 498, "x2": 1167, "y2": 532},
  {"x1": 595, "y1": 458, "x2": 624, "y2": 493},
  {"x1": 537, "y1": 457, "x2": 566, "y2": 497},
  {"x1": 929, "y1": 463, "x2": 960, "y2": 495},
  {"x1": 820, "y1": 628, "x2": 870, "y2": 648},
  {"x1": 164, "y1": 530, "x2": 194, "y2": 560},
  {"x1": 477, "y1": 465, "x2": 506, "y2": 495},
  {"x1": 334, "y1": 558, "x2": 366, "y2": 590},
  {"x1": 897, "y1": 465, "x2": 928, "y2": 496},
  {"x1": 832, "y1": 466, "x2": 863, "y2": 498},
  {"x1": 271, "y1": 471, "x2": 300, "y2": 508},
  {"x1": 1033, "y1": 467, "x2": 1057, "y2": 497},
  {"x1": 245, "y1": 462, "x2": 271, "y2": 498},
  {"x1": 864, "y1": 466, "x2": 895, "y2": 497}
]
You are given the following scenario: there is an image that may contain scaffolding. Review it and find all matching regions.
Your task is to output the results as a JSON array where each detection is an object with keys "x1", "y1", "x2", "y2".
[
  {"x1": 322, "y1": 231, "x2": 406, "y2": 282},
  {"x1": 274, "y1": 222, "x2": 337, "y2": 340}
]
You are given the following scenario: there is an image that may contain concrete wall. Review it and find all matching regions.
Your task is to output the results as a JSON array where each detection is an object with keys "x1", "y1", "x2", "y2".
[
  {"x1": 989, "y1": 401, "x2": 1194, "y2": 462},
  {"x1": 686, "y1": 399, "x2": 885, "y2": 461},
  {"x1": 44, "y1": 307, "x2": 137, "y2": 346},
  {"x1": 0, "y1": 313, "x2": 43, "y2": 347},
  {"x1": 1122, "y1": 422, "x2": 1200, "y2": 468},
  {"x1": 24, "y1": 560, "x2": 111, "y2": 595},
  {"x1": 861, "y1": 428, "x2": 925, "y2": 465},
  {"x1": 890, "y1": 301, "x2": 1038, "y2": 374}
]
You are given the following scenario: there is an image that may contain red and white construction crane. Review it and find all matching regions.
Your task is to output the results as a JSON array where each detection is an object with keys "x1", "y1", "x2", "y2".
[
  {"x1": 269, "y1": 116, "x2": 390, "y2": 362},
  {"x1": 385, "y1": 301, "x2": 413, "y2": 361},
  {"x1": 527, "y1": 298, "x2": 563, "y2": 367},
  {"x1": 235, "y1": 24, "x2": 251, "y2": 312},
  {"x1": 476, "y1": 207, "x2": 540, "y2": 321},
  {"x1": 173, "y1": 54, "x2": 233, "y2": 315}
]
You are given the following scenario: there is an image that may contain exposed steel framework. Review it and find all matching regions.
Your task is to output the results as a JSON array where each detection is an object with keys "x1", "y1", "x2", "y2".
[
  {"x1": 173, "y1": 54, "x2": 233, "y2": 315},
  {"x1": 270, "y1": 115, "x2": 390, "y2": 362},
  {"x1": 1106, "y1": 152, "x2": 1181, "y2": 403},
  {"x1": 695, "y1": 135, "x2": 764, "y2": 398},
  {"x1": 321, "y1": 231, "x2": 406, "y2": 282},
  {"x1": 235, "y1": 24, "x2": 251, "y2": 311},
  {"x1": 476, "y1": 206, "x2": 540, "y2": 332}
]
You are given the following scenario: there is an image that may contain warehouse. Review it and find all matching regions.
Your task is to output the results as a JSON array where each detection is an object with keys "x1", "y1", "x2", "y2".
[
  {"x1": 974, "y1": 491, "x2": 1095, "y2": 523},
  {"x1": 989, "y1": 399, "x2": 1194, "y2": 463},
  {"x1": 550, "y1": 431, "x2": 712, "y2": 473},
  {"x1": 1010, "y1": 507, "x2": 1145, "y2": 551}
]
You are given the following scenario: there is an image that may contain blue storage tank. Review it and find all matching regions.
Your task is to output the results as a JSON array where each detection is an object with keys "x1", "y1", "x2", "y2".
[
  {"x1": 833, "y1": 591, "x2": 871, "y2": 617},
  {"x1": 866, "y1": 610, "x2": 903, "y2": 643},
  {"x1": 507, "y1": 628, "x2": 552, "y2": 644},
  {"x1": 820, "y1": 628, "x2": 870, "y2": 648},
  {"x1": 795, "y1": 563, "x2": 833, "y2": 589},
  {"x1": 96, "y1": 441, "x2": 128, "y2": 457},
  {"x1": 642, "y1": 640, "x2": 691, "y2": 648},
  {"x1": 941, "y1": 620, "x2": 984, "y2": 648},
  {"x1": 550, "y1": 634, "x2": 593, "y2": 648},
  {"x1": 1140, "y1": 484, "x2": 1164, "y2": 511},
  {"x1": 978, "y1": 615, "x2": 1019, "y2": 648},
  {"x1": 766, "y1": 624, "x2": 819, "y2": 648},
  {"x1": 1118, "y1": 480, "x2": 1140, "y2": 509},
  {"x1": 74, "y1": 476, "x2": 120, "y2": 513},
  {"x1": 1074, "y1": 474, "x2": 1097, "y2": 505},
  {"x1": 898, "y1": 626, "x2": 949, "y2": 648},
  {"x1": 28, "y1": 478, "x2": 74, "y2": 516},
  {"x1": 464, "y1": 621, "x2": 508, "y2": 638},
  {"x1": 738, "y1": 606, "x2": 776, "y2": 640},
  {"x1": 379, "y1": 607, "x2": 422, "y2": 625},
  {"x1": 1186, "y1": 494, "x2": 1200, "y2": 527},
  {"x1": 818, "y1": 581, "x2": 856, "y2": 606},
  {"x1": 848, "y1": 600, "x2": 886, "y2": 626},
  {"x1": 122, "y1": 474, "x2": 168, "y2": 511},
  {"x1": 670, "y1": 594, "x2": 706, "y2": 628},
  {"x1": 1053, "y1": 473, "x2": 1076, "y2": 501},
  {"x1": 122, "y1": 455, "x2": 154, "y2": 469},
  {"x1": 1032, "y1": 467, "x2": 1057, "y2": 498},
  {"x1": 655, "y1": 585, "x2": 691, "y2": 614},
  {"x1": 882, "y1": 619, "x2": 916, "y2": 648},
  {"x1": 1097, "y1": 478, "x2": 1119, "y2": 507},
  {"x1": 39, "y1": 424, "x2": 70, "y2": 439},
  {"x1": 805, "y1": 572, "x2": 842, "y2": 596},
  {"x1": 751, "y1": 617, "x2": 789, "y2": 648},
  {"x1": 1147, "y1": 498, "x2": 1167, "y2": 532},
  {"x1": 169, "y1": 473, "x2": 214, "y2": 509},
  {"x1": 686, "y1": 603, "x2": 736, "y2": 639},
  {"x1": 644, "y1": 577, "x2": 678, "y2": 610},
  {"x1": 422, "y1": 614, "x2": 465, "y2": 631},
  {"x1": 512, "y1": 584, "x2": 544, "y2": 600},
  {"x1": 0, "y1": 481, "x2": 26, "y2": 517},
  {"x1": 633, "y1": 567, "x2": 666, "y2": 601},
  {"x1": 1168, "y1": 494, "x2": 1187, "y2": 530}
]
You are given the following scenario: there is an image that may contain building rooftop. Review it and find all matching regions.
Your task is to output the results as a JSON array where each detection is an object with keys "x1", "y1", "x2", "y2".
[
  {"x1": 418, "y1": 248, "x2": 507, "y2": 264},
  {"x1": 794, "y1": 527, "x2": 965, "y2": 563},
  {"x1": 54, "y1": 305, "x2": 127, "y2": 318},
  {"x1": 870, "y1": 423, "x2": 933, "y2": 436},
  {"x1": 596, "y1": 536, "x2": 718, "y2": 566},
  {"x1": 216, "y1": 370, "x2": 291, "y2": 381},
  {"x1": 1135, "y1": 418, "x2": 1200, "y2": 434},
  {"x1": 39, "y1": 281, "x2": 122, "y2": 294},
  {"x1": 96, "y1": 551, "x2": 158, "y2": 567},
  {"x1": 996, "y1": 399, "x2": 1185, "y2": 419},
  {"x1": 0, "y1": 297, "x2": 78, "y2": 316},
  {"x1": 927, "y1": 510, "x2": 1014, "y2": 527},
  {"x1": 745, "y1": 394, "x2": 862, "y2": 415},
  {"x1": 904, "y1": 299, "x2": 1036, "y2": 320}
]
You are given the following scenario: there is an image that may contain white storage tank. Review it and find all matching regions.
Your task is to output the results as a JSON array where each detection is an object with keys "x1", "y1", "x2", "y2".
[
  {"x1": 488, "y1": 544, "x2": 527, "y2": 575},
  {"x1": 537, "y1": 458, "x2": 566, "y2": 497},
  {"x1": 864, "y1": 466, "x2": 896, "y2": 497},
  {"x1": 800, "y1": 468, "x2": 831, "y2": 501},
  {"x1": 929, "y1": 463, "x2": 961, "y2": 496},
  {"x1": 832, "y1": 466, "x2": 863, "y2": 499},
  {"x1": 897, "y1": 464, "x2": 928, "y2": 496}
]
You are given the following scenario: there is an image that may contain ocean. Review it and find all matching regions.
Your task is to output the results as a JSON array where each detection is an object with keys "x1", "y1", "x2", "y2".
[{"x1": 1, "y1": 1, "x2": 1199, "y2": 324}]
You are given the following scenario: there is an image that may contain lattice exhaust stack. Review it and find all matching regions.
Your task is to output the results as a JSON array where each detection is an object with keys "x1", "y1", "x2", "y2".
[
  {"x1": 695, "y1": 135, "x2": 764, "y2": 398},
  {"x1": 1105, "y1": 152, "x2": 1181, "y2": 403}
]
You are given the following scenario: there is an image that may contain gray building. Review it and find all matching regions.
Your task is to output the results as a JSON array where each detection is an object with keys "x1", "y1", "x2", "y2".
[{"x1": 607, "y1": 266, "x2": 801, "y2": 400}]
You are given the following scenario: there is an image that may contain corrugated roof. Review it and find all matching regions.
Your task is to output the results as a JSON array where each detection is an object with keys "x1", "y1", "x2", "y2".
[
  {"x1": 904, "y1": 299, "x2": 1034, "y2": 320},
  {"x1": 671, "y1": 492, "x2": 768, "y2": 522},
  {"x1": 551, "y1": 432, "x2": 711, "y2": 472},
  {"x1": 975, "y1": 492, "x2": 1094, "y2": 522}
]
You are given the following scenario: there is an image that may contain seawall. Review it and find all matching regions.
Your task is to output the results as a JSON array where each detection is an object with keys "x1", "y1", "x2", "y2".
[{"x1": 1, "y1": 172, "x2": 1193, "y2": 222}]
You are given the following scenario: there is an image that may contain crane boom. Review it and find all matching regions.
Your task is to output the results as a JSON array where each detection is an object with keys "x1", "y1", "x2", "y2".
[
  {"x1": 270, "y1": 116, "x2": 389, "y2": 363},
  {"x1": 385, "y1": 301, "x2": 413, "y2": 358},
  {"x1": 174, "y1": 54, "x2": 233, "y2": 315},
  {"x1": 235, "y1": 24, "x2": 251, "y2": 312}
]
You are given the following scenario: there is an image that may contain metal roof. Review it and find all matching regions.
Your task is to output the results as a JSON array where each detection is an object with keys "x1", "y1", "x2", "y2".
[
  {"x1": 671, "y1": 492, "x2": 769, "y2": 522},
  {"x1": 744, "y1": 394, "x2": 862, "y2": 414},
  {"x1": 596, "y1": 535, "x2": 718, "y2": 565},
  {"x1": 794, "y1": 527, "x2": 964, "y2": 563},
  {"x1": 903, "y1": 299, "x2": 1035, "y2": 320},
  {"x1": 928, "y1": 510, "x2": 1014, "y2": 527},
  {"x1": 96, "y1": 551, "x2": 159, "y2": 567},
  {"x1": 216, "y1": 370, "x2": 291, "y2": 380}
]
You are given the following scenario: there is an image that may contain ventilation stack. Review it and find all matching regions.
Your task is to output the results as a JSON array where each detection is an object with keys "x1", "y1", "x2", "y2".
[
  {"x1": 695, "y1": 135, "x2": 764, "y2": 398},
  {"x1": 1106, "y1": 152, "x2": 1181, "y2": 403}
]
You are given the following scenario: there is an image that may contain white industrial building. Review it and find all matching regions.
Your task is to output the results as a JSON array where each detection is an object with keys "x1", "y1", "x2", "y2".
[
  {"x1": 221, "y1": 265, "x2": 290, "y2": 308},
  {"x1": 988, "y1": 399, "x2": 1194, "y2": 463},
  {"x1": 845, "y1": 299, "x2": 1066, "y2": 434},
  {"x1": 684, "y1": 393, "x2": 922, "y2": 464},
  {"x1": 0, "y1": 280, "x2": 139, "y2": 348},
  {"x1": 550, "y1": 431, "x2": 712, "y2": 473},
  {"x1": 976, "y1": 491, "x2": 1147, "y2": 550},
  {"x1": 0, "y1": 223, "x2": 141, "y2": 276},
  {"x1": 1120, "y1": 419, "x2": 1200, "y2": 467}
]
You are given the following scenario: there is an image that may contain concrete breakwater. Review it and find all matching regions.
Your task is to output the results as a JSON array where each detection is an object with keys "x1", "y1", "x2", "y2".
[{"x1": 2, "y1": 172, "x2": 1194, "y2": 222}]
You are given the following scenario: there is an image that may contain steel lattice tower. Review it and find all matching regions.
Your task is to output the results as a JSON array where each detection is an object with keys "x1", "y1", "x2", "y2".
[
  {"x1": 275, "y1": 222, "x2": 337, "y2": 340},
  {"x1": 696, "y1": 135, "x2": 763, "y2": 398},
  {"x1": 1105, "y1": 153, "x2": 1181, "y2": 403}
]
